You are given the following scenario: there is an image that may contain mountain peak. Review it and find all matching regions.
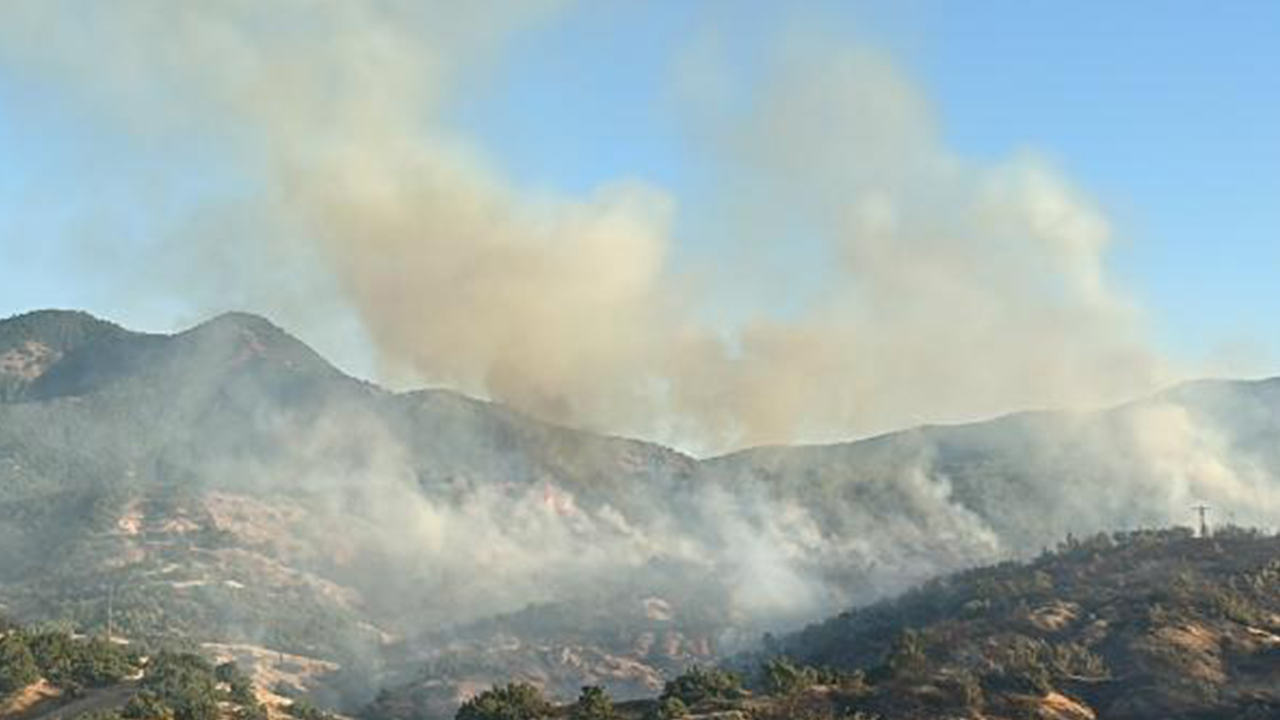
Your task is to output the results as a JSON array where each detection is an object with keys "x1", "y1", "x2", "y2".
[
  {"x1": 0, "y1": 308, "x2": 135, "y2": 352},
  {"x1": 190, "y1": 310, "x2": 285, "y2": 334},
  {"x1": 0, "y1": 310, "x2": 141, "y2": 396},
  {"x1": 175, "y1": 310, "x2": 338, "y2": 378},
  {"x1": 0, "y1": 308, "x2": 345, "y2": 402}
]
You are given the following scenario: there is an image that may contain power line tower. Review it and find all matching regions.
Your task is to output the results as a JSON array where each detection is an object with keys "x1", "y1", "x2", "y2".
[{"x1": 1192, "y1": 504, "x2": 1211, "y2": 538}]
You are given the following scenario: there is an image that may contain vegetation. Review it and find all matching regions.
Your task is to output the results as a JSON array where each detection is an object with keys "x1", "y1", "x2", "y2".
[
  {"x1": 216, "y1": 661, "x2": 257, "y2": 706},
  {"x1": 455, "y1": 682, "x2": 553, "y2": 720},
  {"x1": 287, "y1": 697, "x2": 339, "y2": 720},
  {"x1": 641, "y1": 696, "x2": 685, "y2": 720},
  {"x1": 0, "y1": 632, "x2": 39, "y2": 698},
  {"x1": 0, "y1": 628, "x2": 140, "y2": 695},
  {"x1": 26, "y1": 630, "x2": 138, "y2": 690},
  {"x1": 743, "y1": 527, "x2": 1280, "y2": 718},
  {"x1": 758, "y1": 657, "x2": 859, "y2": 696},
  {"x1": 0, "y1": 619, "x2": 268, "y2": 720},
  {"x1": 444, "y1": 528, "x2": 1280, "y2": 720},
  {"x1": 569, "y1": 686, "x2": 615, "y2": 720},
  {"x1": 659, "y1": 666, "x2": 742, "y2": 706},
  {"x1": 9, "y1": 310, "x2": 1280, "y2": 720}
]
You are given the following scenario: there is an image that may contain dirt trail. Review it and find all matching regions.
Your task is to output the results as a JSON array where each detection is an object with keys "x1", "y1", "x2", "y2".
[{"x1": 10, "y1": 682, "x2": 138, "y2": 720}]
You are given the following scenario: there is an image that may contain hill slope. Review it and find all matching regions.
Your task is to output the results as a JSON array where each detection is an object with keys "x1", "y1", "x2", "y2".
[
  {"x1": 768, "y1": 527, "x2": 1280, "y2": 719},
  {"x1": 479, "y1": 528, "x2": 1280, "y2": 720},
  {"x1": 2, "y1": 309, "x2": 1280, "y2": 716}
]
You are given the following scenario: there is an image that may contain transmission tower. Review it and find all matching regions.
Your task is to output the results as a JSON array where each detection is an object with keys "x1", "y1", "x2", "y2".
[{"x1": 1191, "y1": 504, "x2": 1211, "y2": 538}]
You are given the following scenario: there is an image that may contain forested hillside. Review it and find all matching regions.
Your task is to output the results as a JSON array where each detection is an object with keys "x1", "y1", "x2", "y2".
[{"x1": 442, "y1": 528, "x2": 1280, "y2": 720}]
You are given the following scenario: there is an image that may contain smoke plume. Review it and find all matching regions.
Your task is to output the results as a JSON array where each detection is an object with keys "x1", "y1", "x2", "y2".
[{"x1": 0, "y1": 2, "x2": 1170, "y2": 452}]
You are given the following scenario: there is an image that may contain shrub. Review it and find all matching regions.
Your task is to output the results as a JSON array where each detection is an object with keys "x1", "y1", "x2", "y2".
[
  {"x1": 236, "y1": 704, "x2": 269, "y2": 720},
  {"x1": 570, "y1": 685, "x2": 615, "y2": 720},
  {"x1": 122, "y1": 690, "x2": 176, "y2": 720},
  {"x1": 216, "y1": 661, "x2": 257, "y2": 706},
  {"x1": 455, "y1": 682, "x2": 551, "y2": 720},
  {"x1": 24, "y1": 631, "x2": 136, "y2": 690},
  {"x1": 761, "y1": 657, "x2": 818, "y2": 695},
  {"x1": 644, "y1": 696, "x2": 687, "y2": 720},
  {"x1": 142, "y1": 652, "x2": 219, "y2": 720},
  {"x1": 886, "y1": 630, "x2": 928, "y2": 680},
  {"x1": 0, "y1": 634, "x2": 39, "y2": 698},
  {"x1": 661, "y1": 666, "x2": 743, "y2": 705},
  {"x1": 287, "y1": 698, "x2": 336, "y2": 720}
]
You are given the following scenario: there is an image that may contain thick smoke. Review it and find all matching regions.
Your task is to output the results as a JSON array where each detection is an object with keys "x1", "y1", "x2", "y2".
[
  {"x1": 7, "y1": 7, "x2": 1279, "y2": 704},
  {"x1": 201, "y1": 388, "x2": 1010, "y2": 636},
  {"x1": 0, "y1": 2, "x2": 1168, "y2": 451}
]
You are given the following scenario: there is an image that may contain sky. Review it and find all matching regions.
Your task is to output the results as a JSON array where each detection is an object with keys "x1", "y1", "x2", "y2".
[
  {"x1": 0, "y1": 1, "x2": 1277, "y2": 448},
  {"x1": 447, "y1": 0, "x2": 1280, "y2": 372}
]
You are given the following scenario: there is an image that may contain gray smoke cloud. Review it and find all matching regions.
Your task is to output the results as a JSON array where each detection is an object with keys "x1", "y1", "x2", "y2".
[{"x1": 0, "y1": 1, "x2": 1173, "y2": 453}]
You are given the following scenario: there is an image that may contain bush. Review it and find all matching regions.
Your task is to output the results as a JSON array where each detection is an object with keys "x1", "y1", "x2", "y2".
[
  {"x1": 123, "y1": 691, "x2": 176, "y2": 720},
  {"x1": 287, "y1": 698, "x2": 336, "y2": 720},
  {"x1": 947, "y1": 671, "x2": 984, "y2": 710},
  {"x1": 216, "y1": 661, "x2": 257, "y2": 706},
  {"x1": 661, "y1": 666, "x2": 743, "y2": 705},
  {"x1": 761, "y1": 657, "x2": 818, "y2": 695},
  {"x1": 570, "y1": 685, "x2": 615, "y2": 720},
  {"x1": 0, "y1": 634, "x2": 39, "y2": 697},
  {"x1": 886, "y1": 630, "x2": 928, "y2": 680},
  {"x1": 236, "y1": 704, "x2": 269, "y2": 720},
  {"x1": 455, "y1": 682, "x2": 551, "y2": 720},
  {"x1": 644, "y1": 696, "x2": 687, "y2": 720},
  {"x1": 142, "y1": 652, "x2": 219, "y2": 720},
  {"x1": 24, "y1": 630, "x2": 136, "y2": 690}
]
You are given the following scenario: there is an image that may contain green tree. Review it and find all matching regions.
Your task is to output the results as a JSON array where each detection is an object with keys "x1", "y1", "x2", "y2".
[
  {"x1": 67, "y1": 637, "x2": 136, "y2": 688},
  {"x1": 644, "y1": 696, "x2": 687, "y2": 720},
  {"x1": 455, "y1": 682, "x2": 551, "y2": 720},
  {"x1": 760, "y1": 657, "x2": 818, "y2": 696},
  {"x1": 216, "y1": 661, "x2": 256, "y2": 706},
  {"x1": 122, "y1": 691, "x2": 176, "y2": 720},
  {"x1": 26, "y1": 630, "x2": 75, "y2": 685},
  {"x1": 660, "y1": 666, "x2": 742, "y2": 706},
  {"x1": 0, "y1": 634, "x2": 39, "y2": 698},
  {"x1": 886, "y1": 630, "x2": 928, "y2": 680},
  {"x1": 570, "y1": 685, "x2": 615, "y2": 720},
  {"x1": 142, "y1": 652, "x2": 219, "y2": 720}
]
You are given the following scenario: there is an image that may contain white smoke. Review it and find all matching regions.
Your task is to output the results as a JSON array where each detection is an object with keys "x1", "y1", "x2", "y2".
[{"x1": 0, "y1": 2, "x2": 1170, "y2": 452}]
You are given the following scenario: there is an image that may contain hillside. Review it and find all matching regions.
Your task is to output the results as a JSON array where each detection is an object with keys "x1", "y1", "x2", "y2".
[
  {"x1": 2, "y1": 309, "x2": 1280, "y2": 717},
  {"x1": 767, "y1": 526, "x2": 1280, "y2": 719},
  {"x1": 0, "y1": 618, "x2": 304, "y2": 720},
  {"x1": 462, "y1": 528, "x2": 1280, "y2": 720}
]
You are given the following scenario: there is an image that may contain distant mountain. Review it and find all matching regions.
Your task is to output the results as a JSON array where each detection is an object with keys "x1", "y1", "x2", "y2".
[{"x1": 2, "y1": 309, "x2": 1279, "y2": 717}]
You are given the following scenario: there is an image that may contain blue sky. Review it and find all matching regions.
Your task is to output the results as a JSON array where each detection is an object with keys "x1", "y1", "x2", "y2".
[
  {"x1": 1, "y1": 0, "x2": 1277, "y2": 375},
  {"x1": 445, "y1": 0, "x2": 1280, "y2": 372}
]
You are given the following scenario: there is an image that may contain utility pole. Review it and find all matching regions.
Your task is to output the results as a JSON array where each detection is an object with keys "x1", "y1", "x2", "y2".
[
  {"x1": 106, "y1": 583, "x2": 115, "y2": 640},
  {"x1": 1192, "y1": 504, "x2": 1211, "y2": 538}
]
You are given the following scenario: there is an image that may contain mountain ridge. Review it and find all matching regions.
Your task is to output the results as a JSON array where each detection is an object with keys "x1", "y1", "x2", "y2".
[
  {"x1": 6, "y1": 307, "x2": 1278, "y2": 461},
  {"x1": 3, "y1": 308, "x2": 1280, "y2": 718}
]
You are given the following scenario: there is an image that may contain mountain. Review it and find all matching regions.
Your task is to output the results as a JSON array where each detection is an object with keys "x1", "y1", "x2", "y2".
[
  {"x1": 2, "y1": 309, "x2": 1279, "y2": 717},
  {"x1": 0, "y1": 309, "x2": 710, "y2": 711}
]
